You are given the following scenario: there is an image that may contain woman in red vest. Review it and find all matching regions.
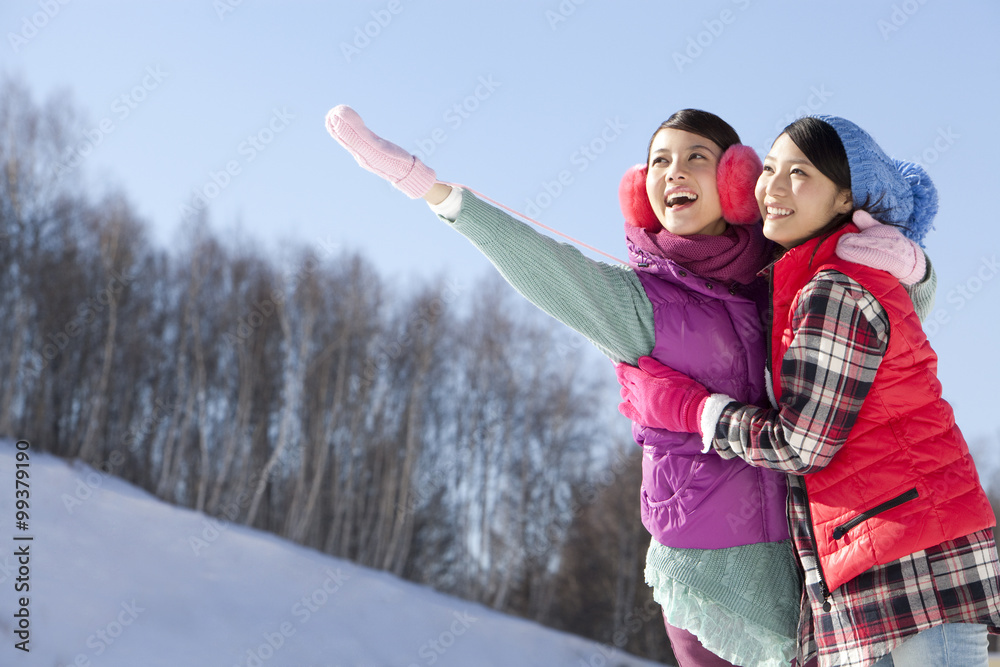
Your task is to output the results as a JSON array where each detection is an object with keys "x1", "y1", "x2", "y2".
[{"x1": 615, "y1": 116, "x2": 1000, "y2": 667}]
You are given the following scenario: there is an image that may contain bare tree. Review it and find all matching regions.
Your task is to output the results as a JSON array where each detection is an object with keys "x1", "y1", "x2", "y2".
[
  {"x1": 78, "y1": 195, "x2": 142, "y2": 463},
  {"x1": 0, "y1": 76, "x2": 677, "y2": 664},
  {"x1": 245, "y1": 250, "x2": 317, "y2": 527}
]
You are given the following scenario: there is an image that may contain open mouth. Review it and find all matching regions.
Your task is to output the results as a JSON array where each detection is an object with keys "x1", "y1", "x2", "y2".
[
  {"x1": 665, "y1": 191, "x2": 698, "y2": 208},
  {"x1": 766, "y1": 205, "x2": 793, "y2": 219}
]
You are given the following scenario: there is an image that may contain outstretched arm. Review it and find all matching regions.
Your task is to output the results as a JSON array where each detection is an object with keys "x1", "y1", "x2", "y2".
[
  {"x1": 433, "y1": 188, "x2": 655, "y2": 363},
  {"x1": 325, "y1": 105, "x2": 655, "y2": 364}
]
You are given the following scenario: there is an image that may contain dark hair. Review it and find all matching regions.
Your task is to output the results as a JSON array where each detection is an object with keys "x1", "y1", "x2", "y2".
[
  {"x1": 785, "y1": 117, "x2": 851, "y2": 192},
  {"x1": 783, "y1": 117, "x2": 854, "y2": 252},
  {"x1": 646, "y1": 109, "x2": 741, "y2": 165},
  {"x1": 778, "y1": 117, "x2": 884, "y2": 257}
]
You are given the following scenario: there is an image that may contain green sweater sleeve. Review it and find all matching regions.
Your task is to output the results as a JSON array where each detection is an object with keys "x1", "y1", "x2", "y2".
[
  {"x1": 440, "y1": 192, "x2": 655, "y2": 364},
  {"x1": 904, "y1": 251, "x2": 937, "y2": 322}
]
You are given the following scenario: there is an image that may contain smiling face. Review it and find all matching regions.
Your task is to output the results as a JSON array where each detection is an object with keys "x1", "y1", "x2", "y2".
[
  {"x1": 756, "y1": 133, "x2": 853, "y2": 248},
  {"x1": 645, "y1": 128, "x2": 727, "y2": 237}
]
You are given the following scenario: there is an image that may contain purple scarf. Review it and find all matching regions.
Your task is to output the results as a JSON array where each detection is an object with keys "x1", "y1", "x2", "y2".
[{"x1": 624, "y1": 222, "x2": 771, "y2": 285}]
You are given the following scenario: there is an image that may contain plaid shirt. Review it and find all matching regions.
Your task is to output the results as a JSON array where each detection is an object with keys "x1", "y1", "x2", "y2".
[{"x1": 712, "y1": 270, "x2": 1000, "y2": 667}]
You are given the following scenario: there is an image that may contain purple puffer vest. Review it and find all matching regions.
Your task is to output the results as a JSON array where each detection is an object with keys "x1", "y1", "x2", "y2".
[{"x1": 629, "y1": 241, "x2": 789, "y2": 549}]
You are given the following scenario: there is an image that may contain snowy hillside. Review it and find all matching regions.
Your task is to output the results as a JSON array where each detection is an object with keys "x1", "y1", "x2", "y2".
[{"x1": 0, "y1": 440, "x2": 670, "y2": 667}]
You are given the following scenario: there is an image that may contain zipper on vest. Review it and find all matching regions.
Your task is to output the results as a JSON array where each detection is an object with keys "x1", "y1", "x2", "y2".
[
  {"x1": 832, "y1": 488, "x2": 919, "y2": 540},
  {"x1": 801, "y1": 483, "x2": 834, "y2": 611},
  {"x1": 765, "y1": 274, "x2": 774, "y2": 377}
]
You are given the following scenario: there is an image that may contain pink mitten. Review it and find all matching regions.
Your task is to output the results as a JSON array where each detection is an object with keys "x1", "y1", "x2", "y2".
[
  {"x1": 325, "y1": 105, "x2": 436, "y2": 198},
  {"x1": 615, "y1": 356, "x2": 710, "y2": 433},
  {"x1": 837, "y1": 210, "x2": 926, "y2": 285}
]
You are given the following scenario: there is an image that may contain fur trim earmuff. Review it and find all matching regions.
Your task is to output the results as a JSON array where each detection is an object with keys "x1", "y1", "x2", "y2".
[
  {"x1": 716, "y1": 145, "x2": 763, "y2": 225},
  {"x1": 618, "y1": 163, "x2": 661, "y2": 231}
]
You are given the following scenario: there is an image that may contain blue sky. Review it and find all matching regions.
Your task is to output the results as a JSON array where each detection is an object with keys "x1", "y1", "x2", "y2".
[{"x1": 3, "y1": 0, "x2": 1000, "y2": 448}]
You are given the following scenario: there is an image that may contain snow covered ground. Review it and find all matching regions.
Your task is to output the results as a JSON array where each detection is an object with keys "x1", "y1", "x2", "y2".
[{"x1": 0, "y1": 440, "x2": 670, "y2": 666}]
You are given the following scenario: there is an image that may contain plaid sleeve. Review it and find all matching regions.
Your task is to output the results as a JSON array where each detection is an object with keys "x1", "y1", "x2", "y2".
[{"x1": 712, "y1": 270, "x2": 890, "y2": 473}]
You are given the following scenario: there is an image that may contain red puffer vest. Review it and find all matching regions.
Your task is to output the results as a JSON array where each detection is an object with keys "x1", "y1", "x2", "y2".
[{"x1": 770, "y1": 223, "x2": 995, "y2": 592}]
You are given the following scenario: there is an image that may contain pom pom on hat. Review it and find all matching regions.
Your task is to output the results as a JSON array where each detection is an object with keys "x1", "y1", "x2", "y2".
[
  {"x1": 619, "y1": 144, "x2": 763, "y2": 230},
  {"x1": 894, "y1": 159, "x2": 938, "y2": 246},
  {"x1": 814, "y1": 115, "x2": 938, "y2": 247}
]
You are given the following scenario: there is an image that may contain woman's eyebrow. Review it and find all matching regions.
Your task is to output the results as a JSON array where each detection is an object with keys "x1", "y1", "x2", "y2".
[
  {"x1": 652, "y1": 144, "x2": 718, "y2": 154},
  {"x1": 763, "y1": 155, "x2": 811, "y2": 165}
]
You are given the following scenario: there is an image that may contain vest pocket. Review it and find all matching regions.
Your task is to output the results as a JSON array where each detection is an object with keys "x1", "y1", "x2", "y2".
[{"x1": 832, "y1": 487, "x2": 919, "y2": 540}]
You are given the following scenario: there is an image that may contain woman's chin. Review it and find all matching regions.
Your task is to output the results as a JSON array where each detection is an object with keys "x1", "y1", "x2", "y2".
[
  {"x1": 663, "y1": 216, "x2": 727, "y2": 237},
  {"x1": 762, "y1": 221, "x2": 787, "y2": 245},
  {"x1": 661, "y1": 222, "x2": 697, "y2": 237}
]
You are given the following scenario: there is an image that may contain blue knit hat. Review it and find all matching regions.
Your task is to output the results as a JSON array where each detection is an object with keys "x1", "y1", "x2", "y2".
[{"x1": 814, "y1": 115, "x2": 938, "y2": 247}]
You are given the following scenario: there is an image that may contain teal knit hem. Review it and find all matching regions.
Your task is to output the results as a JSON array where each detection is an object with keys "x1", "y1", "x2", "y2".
[{"x1": 645, "y1": 539, "x2": 799, "y2": 667}]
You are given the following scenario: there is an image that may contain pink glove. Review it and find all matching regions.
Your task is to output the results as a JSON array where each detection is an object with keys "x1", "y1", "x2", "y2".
[
  {"x1": 325, "y1": 105, "x2": 437, "y2": 198},
  {"x1": 836, "y1": 210, "x2": 926, "y2": 285},
  {"x1": 615, "y1": 356, "x2": 710, "y2": 433}
]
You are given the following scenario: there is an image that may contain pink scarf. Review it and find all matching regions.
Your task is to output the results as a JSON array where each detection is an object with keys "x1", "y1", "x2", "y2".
[{"x1": 624, "y1": 222, "x2": 772, "y2": 286}]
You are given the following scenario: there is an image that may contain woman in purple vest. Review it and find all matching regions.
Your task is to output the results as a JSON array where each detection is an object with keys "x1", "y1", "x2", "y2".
[{"x1": 325, "y1": 105, "x2": 933, "y2": 666}]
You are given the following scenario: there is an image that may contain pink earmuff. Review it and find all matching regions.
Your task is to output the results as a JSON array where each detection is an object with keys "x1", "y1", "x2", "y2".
[
  {"x1": 620, "y1": 144, "x2": 763, "y2": 230},
  {"x1": 618, "y1": 163, "x2": 661, "y2": 231},
  {"x1": 716, "y1": 144, "x2": 763, "y2": 225}
]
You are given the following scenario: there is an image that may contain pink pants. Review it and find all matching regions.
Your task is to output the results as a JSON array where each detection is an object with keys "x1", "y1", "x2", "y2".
[{"x1": 663, "y1": 617, "x2": 739, "y2": 667}]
